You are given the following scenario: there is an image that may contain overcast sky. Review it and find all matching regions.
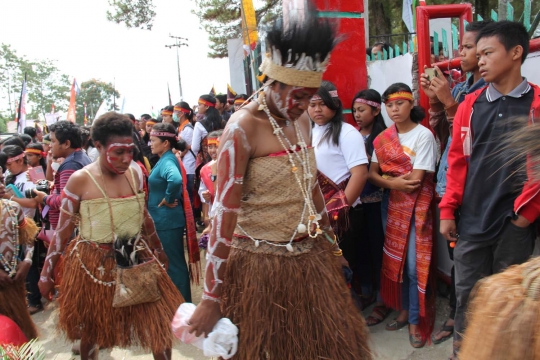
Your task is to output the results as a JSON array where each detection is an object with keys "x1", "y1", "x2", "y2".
[{"x1": 0, "y1": 0, "x2": 232, "y2": 118}]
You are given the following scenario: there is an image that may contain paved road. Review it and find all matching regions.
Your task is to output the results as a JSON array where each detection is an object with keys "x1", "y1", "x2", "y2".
[{"x1": 33, "y1": 286, "x2": 452, "y2": 360}]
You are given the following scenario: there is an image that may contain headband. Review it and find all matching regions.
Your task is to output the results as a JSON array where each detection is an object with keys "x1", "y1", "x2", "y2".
[
  {"x1": 259, "y1": 56, "x2": 326, "y2": 89},
  {"x1": 150, "y1": 131, "x2": 176, "y2": 138},
  {"x1": 207, "y1": 138, "x2": 219, "y2": 146},
  {"x1": 42, "y1": 139, "x2": 51, "y2": 145},
  {"x1": 146, "y1": 120, "x2": 157, "y2": 126},
  {"x1": 25, "y1": 148, "x2": 46, "y2": 157},
  {"x1": 198, "y1": 99, "x2": 215, "y2": 107},
  {"x1": 385, "y1": 91, "x2": 414, "y2": 103},
  {"x1": 6, "y1": 153, "x2": 25, "y2": 164},
  {"x1": 234, "y1": 99, "x2": 246, "y2": 105},
  {"x1": 329, "y1": 90, "x2": 338, "y2": 98},
  {"x1": 354, "y1": 98, "x2": 381, "y2": 109},
  {"x1": 174, "y1": 106, "x2": 191, "y2": 114},
  {"x1": 161, "y1": 110, "x2": 173, "y2": 116}
]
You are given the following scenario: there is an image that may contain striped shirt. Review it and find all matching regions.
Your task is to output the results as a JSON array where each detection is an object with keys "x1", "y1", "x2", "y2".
[{"x1": 44, "y1": 150, "x2": 91, "y2": 228}]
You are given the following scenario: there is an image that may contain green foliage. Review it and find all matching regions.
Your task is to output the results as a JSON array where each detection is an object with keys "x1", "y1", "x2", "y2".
[
  {"x1": 76, "y1": 79, "x2": 120, "y2": 125},
  {"x1": 106, "y1": 0, "x2": 156, "y2": 30},
  {"x1": 0, "y1": 44, "x2": 70, "y2": 121},
  {"x1": 0, "y1": 338, "x2": 45, "y2": 359}
]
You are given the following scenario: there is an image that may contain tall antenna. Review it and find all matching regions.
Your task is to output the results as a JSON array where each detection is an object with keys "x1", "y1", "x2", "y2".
[{"x1": 165, "y1": 34, "x2": 189, "y2": 101}]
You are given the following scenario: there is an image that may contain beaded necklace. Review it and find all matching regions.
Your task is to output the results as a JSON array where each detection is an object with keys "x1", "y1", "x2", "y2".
[
  {"x1": 0, "y1": 200, "x2": 21, "y2": 278},
  {"x1": 236, "y1": 92, "x2": 321, "y2": 252}
]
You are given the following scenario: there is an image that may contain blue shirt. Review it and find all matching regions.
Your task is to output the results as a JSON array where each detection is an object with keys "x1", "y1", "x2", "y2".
[
  {"x1": 148, "y1": 150, "x2": 185, "y2": 230},
  {"x1": 436, "y1": 76, "x2": 486, "y2": 197}
]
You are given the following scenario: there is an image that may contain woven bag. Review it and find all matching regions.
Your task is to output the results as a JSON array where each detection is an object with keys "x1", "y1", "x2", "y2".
[{"x1": 112, "y1": 258, "x2": 162, "y2": 308}]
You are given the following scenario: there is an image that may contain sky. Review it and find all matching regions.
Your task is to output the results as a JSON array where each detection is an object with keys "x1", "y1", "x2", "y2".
[{"x1": 0, "y1": 0, "x2": 232, "y2": 118}]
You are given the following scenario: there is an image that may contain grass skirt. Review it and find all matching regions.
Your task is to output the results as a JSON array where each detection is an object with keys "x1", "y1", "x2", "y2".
[
  {"x1": 0, "y1": 279, "x2": 38, "y2": 341},
  {"x1": 221, "y1": 236, "x2": 373, "y2": 360},
  {"x1": 58, "y1": 240, "x2": 184, "y2": 353}
]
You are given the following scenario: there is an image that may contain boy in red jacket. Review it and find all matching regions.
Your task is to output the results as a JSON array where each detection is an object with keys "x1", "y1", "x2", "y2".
[{"x1": 439, "y1": 21, "x2": 540, "y2": 359}]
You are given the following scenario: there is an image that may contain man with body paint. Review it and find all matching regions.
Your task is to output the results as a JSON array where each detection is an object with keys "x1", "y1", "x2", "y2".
[{"x1": 185, "y1": 11, "x2": 373, "y2": 360}]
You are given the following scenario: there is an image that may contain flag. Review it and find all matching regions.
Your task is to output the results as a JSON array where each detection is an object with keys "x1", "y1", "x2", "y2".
[
  {"x1": 94, "y1": 98, "x2": 109, "y2": 120},
  {"x1": 241, "y1": 0, "x2": 258, "y2": 50},
  {"x1": 227, "y1": 84, "x2": 237, "y2": 101},
  {"x1": 210, "y1": 86, "x2": 216, "y2": 96},
  {"x1": 51, "y1": 103, "x2": 55, "y2": 114},
  {"x1": 168, "y1": 83, "x2": 172, "y2": 106},
  {"x1": 17, "y1": 74, "x2": 28, "y2": 134},
  {"x1": 67, "y1": 78, "x2": 78, "y2": 123},
  {"x1": 14, "y1": 100, "x2": 19, "y2": 124},
  {"x1": 84, "y1": 102, "x2": 88, "y2": 125},
  {"x1": 402, "y1": 0, "x2": 414, "y2": 34}
]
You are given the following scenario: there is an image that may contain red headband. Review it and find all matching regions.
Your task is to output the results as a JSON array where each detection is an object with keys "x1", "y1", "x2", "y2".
[
  {"x1": 161, "y1": 110, "x2": 173, "y2": 116},
  {"x1": 207, "y1": 138, "x2": 219, "y2": 146},
  {"x1": 198, "y1": 99, "x2": 215, "y2": 107},
  {"x1": 146, "y1": 120, "x2": 157, "y2": 126},
  {"x1": 173, "y1": 106, "x2": 191, "y2": 114},
  {"x1": 6, "y1": 153, "x2": 25, "y2": 164},
  {"x1": 384, "y1": 92, "x2": 414, "y2": 103},
  {"x1": 25, "y1": 148, "x2": 46, "y2": 157},
  {"x1": 234, "y1": 99, "x2": 246, "y2": 105}
]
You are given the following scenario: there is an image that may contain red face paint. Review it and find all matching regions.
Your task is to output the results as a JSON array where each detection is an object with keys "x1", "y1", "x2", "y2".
[{"x1": 106, "y1": 143, "x2": 135, "y2": 174}]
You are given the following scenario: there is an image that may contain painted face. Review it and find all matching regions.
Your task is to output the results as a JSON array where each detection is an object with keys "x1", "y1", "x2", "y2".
[
  {"x1": 477, "y1": 35, "x2": 521, "y2": 84},
  {"x1": 207, "y1": 143, "x2": 219, "y2": 161},
  {"x1": 352, "y1": 102, "x2": 380, "y2": 129},
  {"x1": 272, "y1": 84, "x2": 318, "y2": 121},
  {"x1": 385, "y1": 99, "x2": 414, "y2": 125},
  {"x1": 308, "y1": 98, "x2": 336, "y2": 126},
  {"x1": 459, "y1": 31, "x2": 479, "y2": 73},
  {"x1": 100, "y1": 136, "x2": 135, "y2": 174}
]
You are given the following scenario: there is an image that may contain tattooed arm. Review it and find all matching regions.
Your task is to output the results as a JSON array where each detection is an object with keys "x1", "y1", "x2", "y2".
[
  {"x1": 188, "y1": 117, "x2": 252, "y2": 337},
  {"x1": 38, "y1": 171, "x2": 83, "y2": 299}
]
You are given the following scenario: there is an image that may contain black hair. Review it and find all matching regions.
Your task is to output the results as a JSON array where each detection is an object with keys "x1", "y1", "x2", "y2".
[
  {"x1": 208, "y1": 130, "x2": 224, "y2": 139},
  {"x1": 476, "y1": 20, "x2": 529, "y2": 64},
  {"x1": 352, "y1": 89, "x2": 386, "y2": 156},
  {"x1": 43, "y1": 133, "x2": 51, "y2": 144},
  {"x1": 312, "y1": 81, "x2": 343, "y2": 147},
  {"x1": 199, "y1": 94, "x2": 222, "y2": 132},
  {"x1": 234, "y1": 94, "x2": 248, "y2": 101},
  {"x1": 19, "y1": 134, "x2": 32, "y2": 147},
  {"x1": 26, "y1": 142, "x2": 47, "y2": 172},
  {"x1": 151, "y1": 122, "x2": 185, "y2": 151},
  {"x1": 2, "y1": 136, "x2": 26, "y2": 149},
  {"x1": 125, "y1": 113, "x2": 136, "y2": 121},
  {"x1": 3, "y1": 145, "x2": 27, "y2": 183},
  {"x1": 465, "y1": 20, "x2": 492, "y2": 33},
  {"x1": 265, "y1": 12, "x2": 336, "y2": 80},
  {"x1": 81, "y1": 126, "x2": 92, "y2": 149},
  {"x1": 373, "y1": 41, "x2": 390, "y2": 53},
  {"x1": 24, "y1": 126, "x2": 37, "y2": 138},
  {"x1": 215, "y1": 94, "x2": 227, "y2": 105},
  {"x1": 163, "y1": 105, "x2": 174, "y2": 113},
  {"x1": 91, "y1": 112, "x2": 134, "y2": 145},
  {"x1": 140, "y1": 114, "x2": 151, "y2": 121},
  {"x1": 0, "y1": 152, "x2": 7, "y2": 174},
  {"x1": 382, "y1": 83, "x2": 425, "y2": 124},
  {"x1": 175, "y1": 101, "x2": 194, "y2": 123},
  {"x1": 49, "y1": 120, "x2": 82, "y2": 148}
]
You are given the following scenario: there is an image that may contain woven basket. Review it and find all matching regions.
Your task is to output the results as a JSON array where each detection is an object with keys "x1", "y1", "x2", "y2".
[{"x1": 112, "y1": 259, "x2": 162, "y2": 308}]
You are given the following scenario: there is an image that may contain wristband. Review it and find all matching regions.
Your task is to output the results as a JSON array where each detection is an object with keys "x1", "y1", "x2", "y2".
[{"x1": 23, "y1": 258, "x2": 33, "y2": 265}]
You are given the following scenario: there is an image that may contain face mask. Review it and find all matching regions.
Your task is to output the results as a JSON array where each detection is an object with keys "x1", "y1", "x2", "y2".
[
  {"x1": 51, "y1": 162, "x2": 60, "y2": 172},
  {"x1": 172, "y1": 113, "x2": 179, "y2": 123}
]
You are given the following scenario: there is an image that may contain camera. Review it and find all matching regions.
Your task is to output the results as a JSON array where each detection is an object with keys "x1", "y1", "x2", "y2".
[{"x1": 25, "y1": 180, "x2": 50, "y2": 198}]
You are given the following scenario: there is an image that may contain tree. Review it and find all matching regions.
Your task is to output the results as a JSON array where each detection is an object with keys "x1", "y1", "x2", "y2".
[
  {"x1": 76, "y1": 79, "x2": 120, "y2": 125},
  {"x1": 106, "y1": 0, "x2": 281, "y2": 58}
]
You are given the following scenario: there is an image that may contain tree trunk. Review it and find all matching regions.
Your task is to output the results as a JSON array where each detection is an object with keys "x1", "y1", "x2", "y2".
[
  {"x1": 368, "y1": 0, "x2": 392, "y2": 44},
  {"x1": 475, "y1": 0, "x2": 491, "y2": 19}
]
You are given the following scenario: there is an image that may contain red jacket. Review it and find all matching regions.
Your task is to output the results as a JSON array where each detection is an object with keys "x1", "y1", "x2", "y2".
[{"x1": 439, "y1": 83, "x2": 540, "y2": 223}]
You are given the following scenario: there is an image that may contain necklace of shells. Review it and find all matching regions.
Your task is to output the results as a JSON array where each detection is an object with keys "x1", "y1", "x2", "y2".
[{"x1": 236, "y1": 92, "x2": 322, "y2": 252}]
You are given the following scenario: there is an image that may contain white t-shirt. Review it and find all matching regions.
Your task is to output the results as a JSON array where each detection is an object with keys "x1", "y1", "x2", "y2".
[
  {"x1": 313, "y1": 122, "x2": 368, "y2": 184},
  {"x1": 13, "y1": 172, "x2": 36, "y2": 218},
  {"x1": 179, "y1": 124, "x2": 196, "y2": 175},
  {"x1": 191, "y1": 122, "x2": 208, "y2": 161},
  {"x1": 372, "y1": 124, "x2": 437, "y2": 172}
]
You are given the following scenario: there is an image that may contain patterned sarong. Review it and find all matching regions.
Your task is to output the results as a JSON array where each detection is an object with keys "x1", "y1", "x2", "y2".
[
  {"x1": 317, "y1": 171, "x2": 349, "y2": 237},
  {"x1": 374, "y1": 124, "x2": 434, "y2": 339}
]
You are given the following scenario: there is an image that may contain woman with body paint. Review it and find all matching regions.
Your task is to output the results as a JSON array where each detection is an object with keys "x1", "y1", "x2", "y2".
[{"x1": 38, "y1": 112, "x2": 183, "y2": 360}]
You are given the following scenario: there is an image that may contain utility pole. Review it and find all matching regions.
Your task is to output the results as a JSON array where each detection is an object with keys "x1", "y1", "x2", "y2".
[{"x1": 166, "y1": 35, "x2": 188, "y2": 102}]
